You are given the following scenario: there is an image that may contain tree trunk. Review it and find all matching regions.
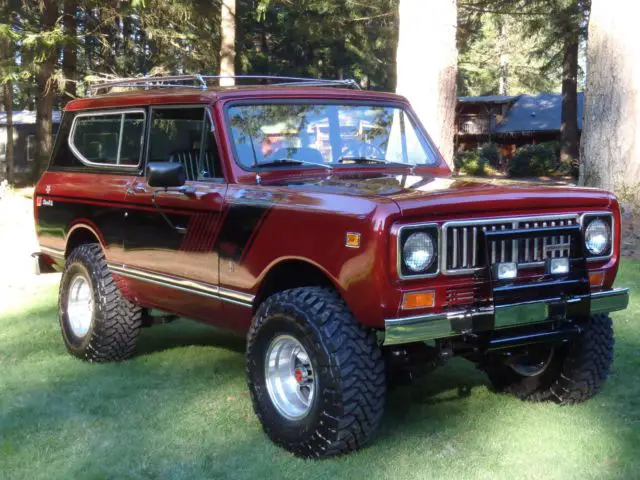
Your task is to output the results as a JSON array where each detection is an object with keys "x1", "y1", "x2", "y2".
[
  {"x1": 219, "y1": 0, "x2": 236, "y2": 86},
  {"x1": 579, "y1": 0, "x2": 640, "y2": 207},
  {"x1": 2, "y1": 82, "x2": 14, "y2": 184},
  {"x1": 63, "y1": 0, "x2": 78, "y2": 104},
  {"x1": 497, "y1": 18, "x2": 508, "y2": 95},
  {"x1": 396, "y1": 0, "x2": 457, "y2": 168},
  {"x1": 33, "y1": 0, "x2": 57, "y2": 183},
  {"x1": 560, "y1": 32, "x2": 579, "y2": 170}
]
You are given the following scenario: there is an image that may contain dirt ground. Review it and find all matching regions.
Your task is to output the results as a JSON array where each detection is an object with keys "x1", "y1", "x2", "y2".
[{"x1": 0, "y1": 189, "x2": 60, "y2": 311}]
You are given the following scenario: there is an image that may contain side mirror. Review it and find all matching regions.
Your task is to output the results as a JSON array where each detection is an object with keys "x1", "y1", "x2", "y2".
[{"x1": 147, "y1": 162, "x2": 186, "y2": 189}]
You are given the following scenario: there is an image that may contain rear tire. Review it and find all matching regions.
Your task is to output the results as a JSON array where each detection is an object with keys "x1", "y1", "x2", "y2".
[
  {"x1": 59, "y1": 243, "x2": 142, "y2": 362},
  {"x1": 246, "y1": 287, "x2": 386, "y2": 458},
  {"x1": 484, "y1": 314, "x2": 614, "y2": 404}
]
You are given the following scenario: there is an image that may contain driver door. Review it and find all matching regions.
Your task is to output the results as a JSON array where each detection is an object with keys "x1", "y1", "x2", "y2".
[{"x1": 121, "y1": 105, "x2": 227, "y2": 322}]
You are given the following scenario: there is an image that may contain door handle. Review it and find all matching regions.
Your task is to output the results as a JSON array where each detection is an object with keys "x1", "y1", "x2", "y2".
[{"x1": 127, "y1": 183, "x2": 148, "y2": 194}]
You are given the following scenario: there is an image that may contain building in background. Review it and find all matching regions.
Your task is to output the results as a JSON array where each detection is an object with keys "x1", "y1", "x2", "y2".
[
  {"x1": 0, "y1": 111, "x2": 61, "y2": 181},
  {"x1": 455, "y1": 93, "x2": 584, "y2": 158}
]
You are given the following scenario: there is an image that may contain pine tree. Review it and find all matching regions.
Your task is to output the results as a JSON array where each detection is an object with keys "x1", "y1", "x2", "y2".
[{"x1": 458, "y1": 0, "x2": 589, "y2": 171}]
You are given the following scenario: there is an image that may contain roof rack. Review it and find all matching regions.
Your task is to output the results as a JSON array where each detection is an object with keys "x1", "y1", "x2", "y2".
[{"x1": 88, "y1": 74, "x2": 361, "y2": 96}]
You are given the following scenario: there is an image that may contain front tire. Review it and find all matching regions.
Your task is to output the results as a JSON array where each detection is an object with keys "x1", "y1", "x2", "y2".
[
  {"x1": 59, "y1": 244, "x2": 142, "y2": 362},
  {"x1": 484, "y1": 314, "x2": 614, "y2": 404},
  {"x1": 246, "y1": 287, "x2": 386, "y2": 458}
]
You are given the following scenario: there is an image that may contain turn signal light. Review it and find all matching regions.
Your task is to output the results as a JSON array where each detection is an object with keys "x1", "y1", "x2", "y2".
[
  {"x1": 589, "y1": 271, "x2": 605, "y2": 288},
  {"x1": 402, "y1": 290, "x2": 436, "y2": 310}
]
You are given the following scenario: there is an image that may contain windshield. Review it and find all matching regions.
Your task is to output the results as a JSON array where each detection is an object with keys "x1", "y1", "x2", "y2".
[{"x1": 227, "y1": 103, "x2": 438, "y2": 169}]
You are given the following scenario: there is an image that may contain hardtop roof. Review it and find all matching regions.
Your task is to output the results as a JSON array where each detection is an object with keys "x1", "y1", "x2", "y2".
[{"x1": 65, "y1": 86, "x2": 409, "y2": 112}]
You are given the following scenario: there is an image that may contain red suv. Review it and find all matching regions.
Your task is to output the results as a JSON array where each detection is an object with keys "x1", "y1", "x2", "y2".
[{"x1": 33, "y1": 75, "x2": 629, "y2": 458}]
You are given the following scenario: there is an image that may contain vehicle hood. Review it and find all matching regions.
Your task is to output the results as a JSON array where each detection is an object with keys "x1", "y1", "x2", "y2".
[{"x1": 264, "y1": 173, "x2": 615, "y2": 216}]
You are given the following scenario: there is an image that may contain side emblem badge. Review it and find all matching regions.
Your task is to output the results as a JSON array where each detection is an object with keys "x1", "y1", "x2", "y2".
[{"x1": 345, "y1": 232, "x2": 361, "y2": 249}]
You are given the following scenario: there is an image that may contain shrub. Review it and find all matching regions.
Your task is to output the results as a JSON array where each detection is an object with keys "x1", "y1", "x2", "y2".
[
  {"x1": 508, "y1": 143, "x2": 558, "y2": 178},
  {"x1": 454, "y1": 150, "x2": 486, "y2": 176},
  {"x1": 479, "y1": 143, "x2": 502, "y2": 168}
]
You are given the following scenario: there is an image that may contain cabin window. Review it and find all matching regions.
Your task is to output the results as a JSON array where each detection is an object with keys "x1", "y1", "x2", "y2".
[{"x1": 69, "y1": 109, "x2": 145, "y2": 168}]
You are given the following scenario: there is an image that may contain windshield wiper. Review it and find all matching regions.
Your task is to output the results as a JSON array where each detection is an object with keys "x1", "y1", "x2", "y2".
[
  {"x1": 338, "y1": 156, "x2": 415, "y2": 168},
  {"x1": 338, "y1": 156, "x2": 387, "y2": 164},
  {"x1": 256, "y1": 158, "x2": 333, "y2": 170}
]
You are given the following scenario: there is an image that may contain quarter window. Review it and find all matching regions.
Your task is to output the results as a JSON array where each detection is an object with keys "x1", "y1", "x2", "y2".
[{"x1": 70, "y1": 111, "x2": 145, "y2": 167}]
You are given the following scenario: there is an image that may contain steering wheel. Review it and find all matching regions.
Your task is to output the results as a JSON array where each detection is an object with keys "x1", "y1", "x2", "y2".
[{"x1": 341, "y1": 140, "x2": 385, "y2": 160}]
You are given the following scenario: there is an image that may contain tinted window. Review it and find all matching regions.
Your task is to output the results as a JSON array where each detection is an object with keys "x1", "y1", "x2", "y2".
[
  {"x1": 227, "y1": 103, "x2": 438, "y2": 169},
  {"x1": 70, "y1": 111, "x2": 144, "y2": 166},
  {"x1": 149, "y1": 107, "x2": 221, "y2": 181}
]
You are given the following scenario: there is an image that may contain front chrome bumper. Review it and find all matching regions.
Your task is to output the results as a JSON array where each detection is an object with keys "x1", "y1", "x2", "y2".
[{"x1": 383, "y1": 288, "x2": 630, "y2": 346}]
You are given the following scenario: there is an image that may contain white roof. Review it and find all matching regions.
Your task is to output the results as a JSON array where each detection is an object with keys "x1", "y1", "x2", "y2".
[{"x1": 0, "y1": 110, "x2": 62, "y2": 126}]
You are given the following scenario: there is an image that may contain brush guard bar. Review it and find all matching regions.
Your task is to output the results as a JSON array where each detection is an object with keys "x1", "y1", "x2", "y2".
[{"x1": 384, "y1": 225, "x2": 629, "y2": 346}]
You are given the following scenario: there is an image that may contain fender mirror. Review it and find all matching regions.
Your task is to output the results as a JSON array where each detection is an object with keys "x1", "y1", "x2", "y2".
[{"x1": 147, "y1": 162, "x2": 186, "y2": 189}]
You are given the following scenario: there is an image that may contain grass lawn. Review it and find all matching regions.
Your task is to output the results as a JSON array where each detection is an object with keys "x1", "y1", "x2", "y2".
[{"x1": 0, "y1": 262, "x2": 638, "y2": 480}]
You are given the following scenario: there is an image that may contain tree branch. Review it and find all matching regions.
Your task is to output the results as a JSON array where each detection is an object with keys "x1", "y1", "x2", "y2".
[{"x1": 459, "y1": 2, "x2": 549, "y2": 16}]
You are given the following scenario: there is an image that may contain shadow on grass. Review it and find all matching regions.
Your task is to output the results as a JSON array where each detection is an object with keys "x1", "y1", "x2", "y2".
[
  {"x1": 2, "y1": 271, "x2": 640, "y2": 478},
  {"x1": 136, "y1": 320, "x2": 246, "y2": 357}
]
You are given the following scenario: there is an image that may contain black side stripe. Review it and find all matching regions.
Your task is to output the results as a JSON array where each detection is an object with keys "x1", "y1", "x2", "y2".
[{"x1": 215, "y1": 203, "x2": 271, "y2": 262}]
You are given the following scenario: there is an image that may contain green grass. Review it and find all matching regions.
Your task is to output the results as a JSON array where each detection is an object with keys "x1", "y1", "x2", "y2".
[{"x1": 1, "y1": 263, "x2": 639, "y2": 480}]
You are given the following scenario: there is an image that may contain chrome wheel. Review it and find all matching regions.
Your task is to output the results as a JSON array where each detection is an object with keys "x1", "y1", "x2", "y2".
[
  {"x1": 265, "y1": 335, "x2": 315, "y2": 420},
  {"x1": 510, "y1": 349, "x2": 554, "y2": 377},
  {"x1": 66, "y1": 273, "x2": 94, "y2": 338}
]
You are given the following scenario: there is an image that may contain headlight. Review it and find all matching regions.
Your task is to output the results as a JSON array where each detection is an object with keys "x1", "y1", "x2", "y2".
[
  {"x1": 585, "y1": 218, "x2": 610, "y2": 255},
  {"x1": 403, "y1": 232, "x2": 435, "y2": 272}
]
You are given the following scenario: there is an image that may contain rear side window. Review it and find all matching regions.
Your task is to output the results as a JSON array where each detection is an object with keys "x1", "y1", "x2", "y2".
[{"x1": 69, "y1": 110, "x2": 145, "y2": 167}]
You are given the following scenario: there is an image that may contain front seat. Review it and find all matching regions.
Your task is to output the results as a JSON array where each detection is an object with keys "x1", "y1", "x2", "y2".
[{"x1": 168, "y1": 150, "x2": 200, "y2": 181}]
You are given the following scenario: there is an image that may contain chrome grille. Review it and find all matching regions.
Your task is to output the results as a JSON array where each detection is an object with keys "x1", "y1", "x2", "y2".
[{"x1": 443, "y1": 215, "x2": 579, "y2": 274}]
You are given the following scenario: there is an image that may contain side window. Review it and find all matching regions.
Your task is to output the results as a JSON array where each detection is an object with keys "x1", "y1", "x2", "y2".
[
  {"x1": 148, "y1": 107, "x2": 222, "y2": 181},
  {"x1": 72, "y1": 115, "x2": 121, "y2": 164},
  {"x1": 70, "y1": 111, "x2": 144, "y2": 167}
]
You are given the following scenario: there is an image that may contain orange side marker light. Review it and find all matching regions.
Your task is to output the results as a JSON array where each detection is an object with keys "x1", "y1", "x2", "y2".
[
  {"x1": 402, "y1": 290, "x2": 436, "y2": 310},
  {"x1": 589, "y1": 271, "x2": 605, "y2": 288}
]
